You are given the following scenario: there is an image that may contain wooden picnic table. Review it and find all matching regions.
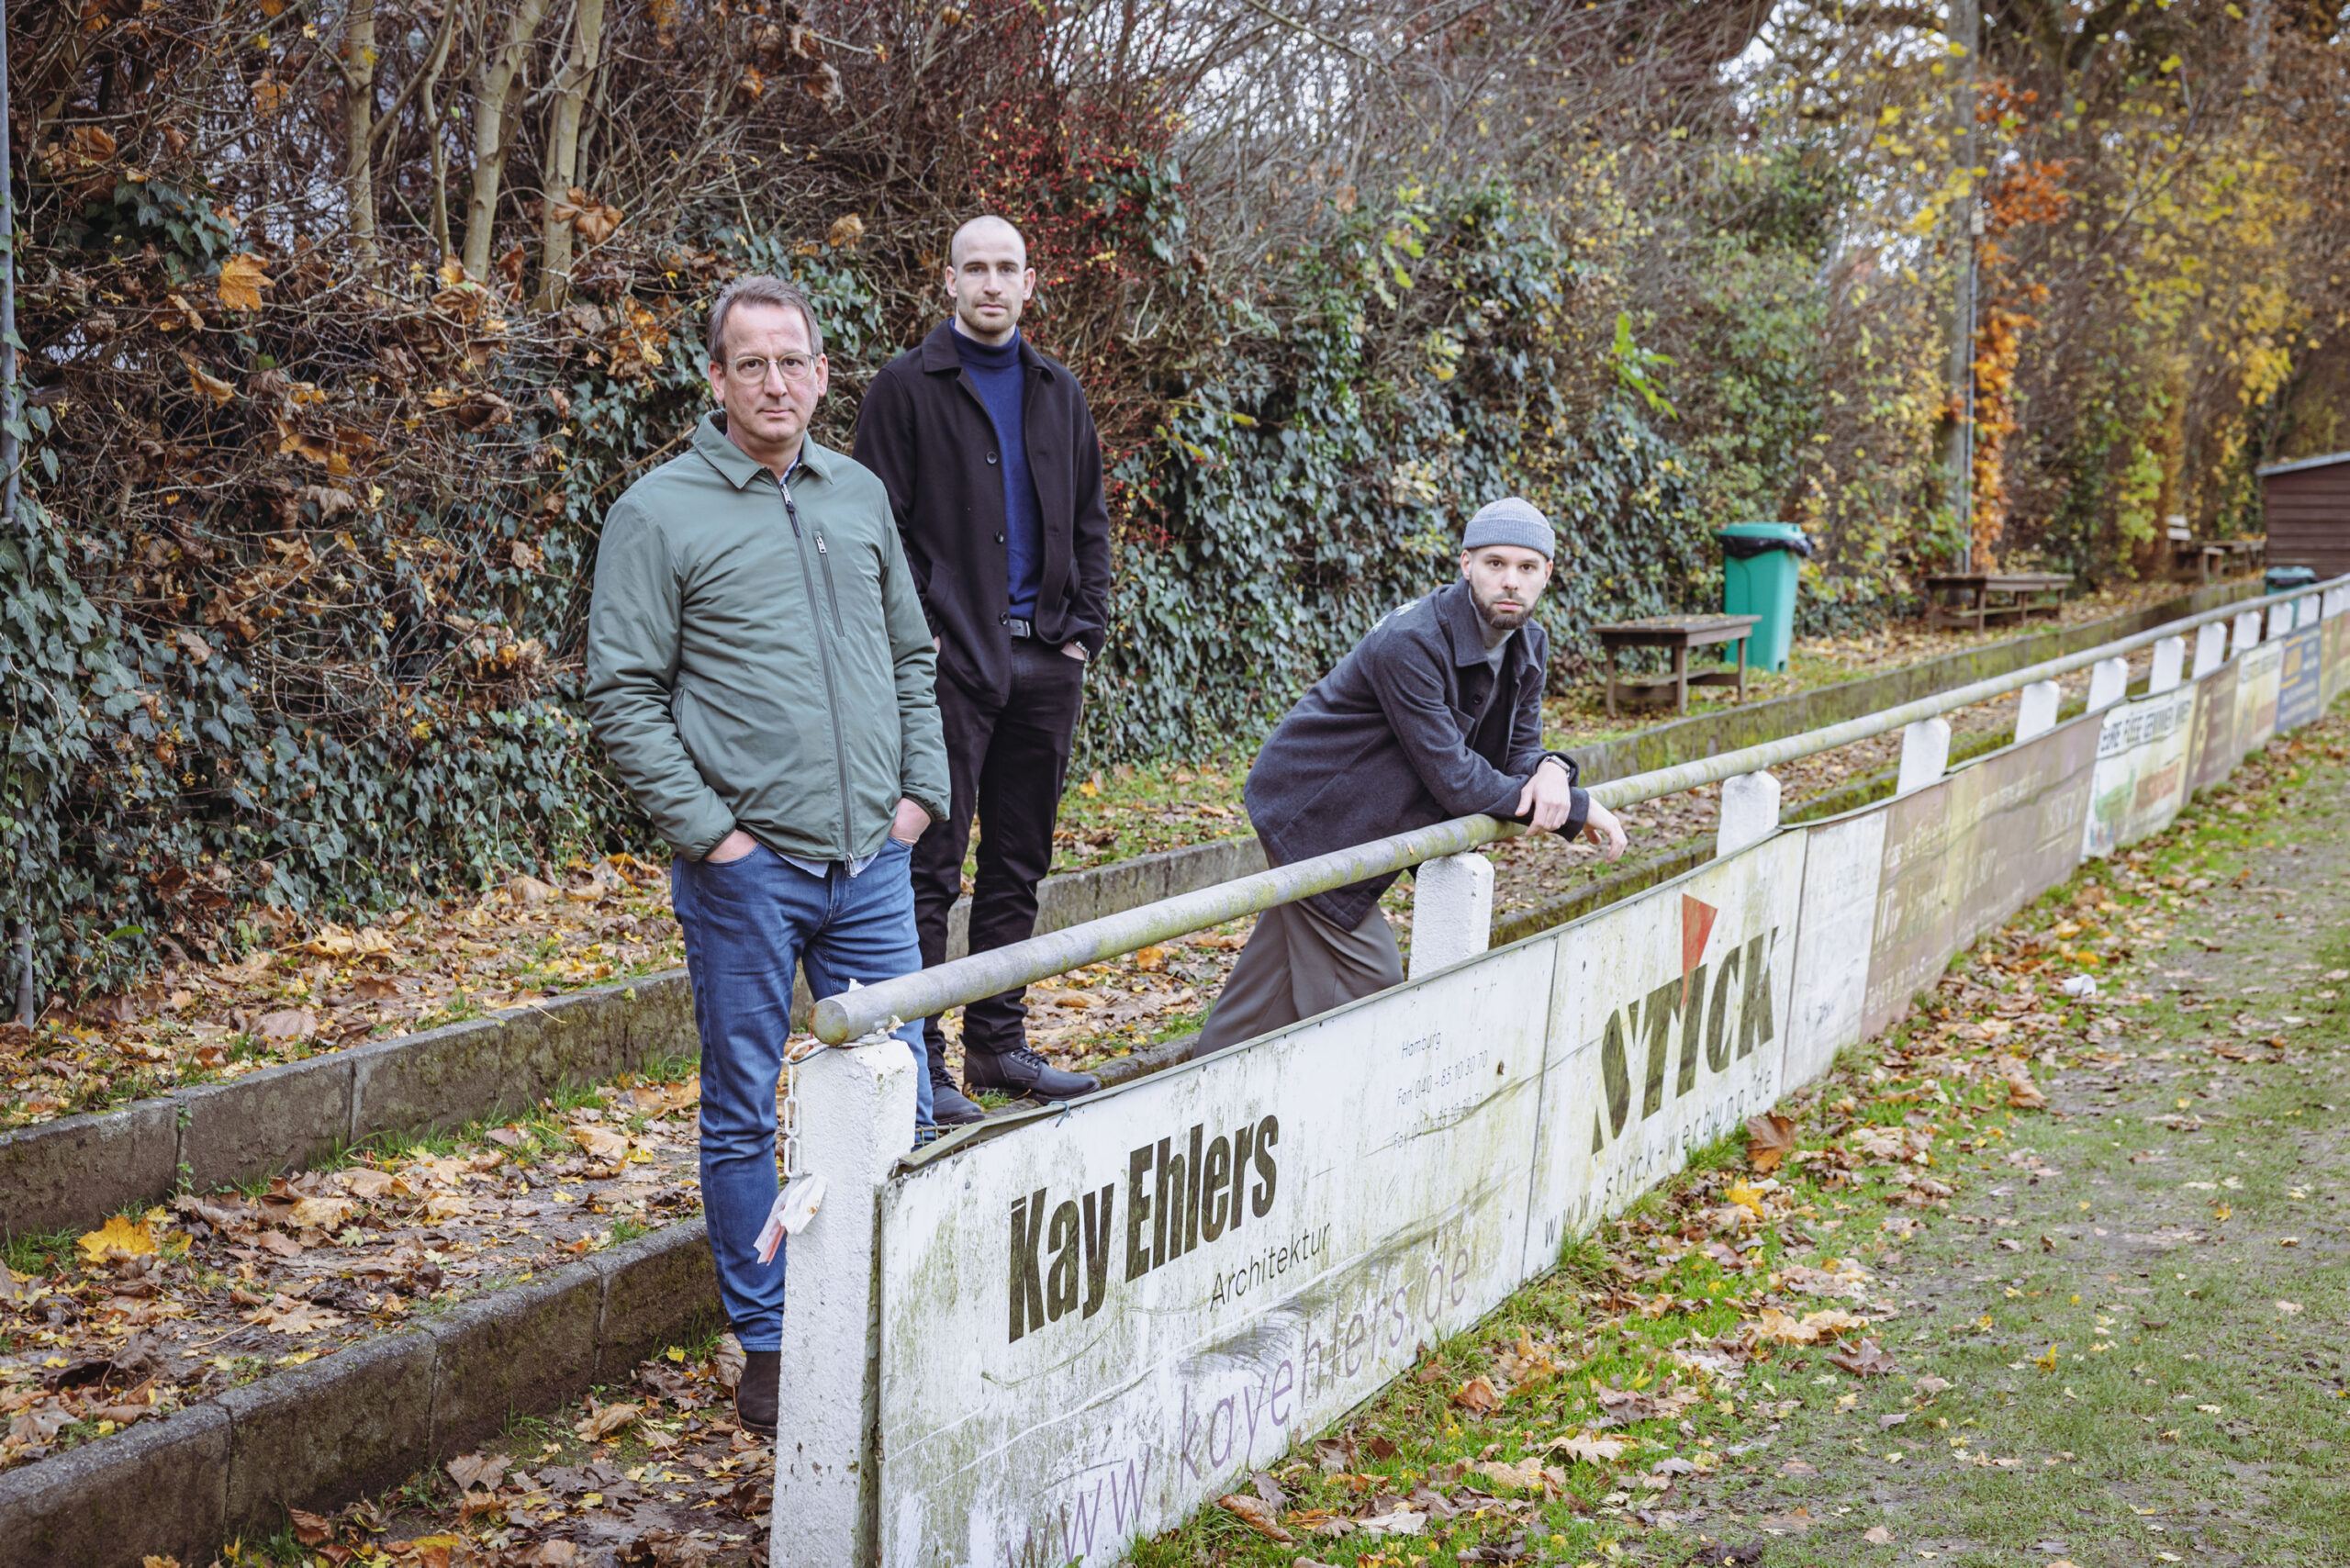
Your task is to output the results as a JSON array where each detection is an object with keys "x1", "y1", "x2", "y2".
[
  {"x1": 1923, "y1": 571, "x2": 2073, "y2": 632},
  {"x1": 2166, "y1": 535, "x2": 2265, "y2": 584},
  {"x1": 1591, "y1": 613, "x2": 1762, "y2": 718}
]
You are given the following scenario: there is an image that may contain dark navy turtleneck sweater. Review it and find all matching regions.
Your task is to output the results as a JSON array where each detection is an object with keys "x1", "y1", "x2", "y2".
[{"x1": 952, "y1": 327, "x2": 1043, "y2": 622}]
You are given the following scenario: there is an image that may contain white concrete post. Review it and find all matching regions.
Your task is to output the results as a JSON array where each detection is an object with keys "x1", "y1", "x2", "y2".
[
  {"x1": 2014, "y1": 679, "x2": 2062, "y2": 743},
  {"x1": 2148, "y1": 634, "x2": 2186, "y2": 694},
  {"x1": 1409, "y1": 852, "x2": 1494, "y2": 980},
  {"x1": 1895, "y1": 717, "x2": 1951, "y2": 798},
  {"x1": 2267, "y1": 602, "x2": 2294, "y2": 641},
  {"x1": 2233, "y1": 610, "x2": 2263, "y2": 655},
  {"x1": 2300, "y1": 594, "x2": 2321, "y2": 630},
  {"x1": 1716, "y1": 771, "x2": 1781, "y2": 857},
  {"x1": 2193, "y1": 621, "x2": 2229, "y2": 678},
  {"x1": 772, "y1": 1038, "x2": 918, "y2": 1568},
  {"x1": 2086, "y1": 655, "x2": 2129, "y2": 712}
]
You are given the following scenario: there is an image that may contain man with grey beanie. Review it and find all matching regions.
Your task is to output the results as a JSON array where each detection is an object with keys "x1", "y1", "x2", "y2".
[{"x1": 1192, "y1": 497, "x2": 1629, "y2": 1054}]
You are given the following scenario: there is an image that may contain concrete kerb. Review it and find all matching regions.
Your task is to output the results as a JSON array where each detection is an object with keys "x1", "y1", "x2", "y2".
[{"x1": 0, "y1": 1219, "x2": 721, "y2": 1565}]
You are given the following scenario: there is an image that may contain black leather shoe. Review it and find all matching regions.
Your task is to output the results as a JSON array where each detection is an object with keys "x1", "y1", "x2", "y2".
[
  {"x1": 736, "y1": 1349, "x2": 779, "y2": 1438},
  {"x1": 963, "y1": 1044, "x2": 1102, "y2": 1101},
  {"x1": 928, "y1": 1053, "x2": 987, "y2": 1124}
]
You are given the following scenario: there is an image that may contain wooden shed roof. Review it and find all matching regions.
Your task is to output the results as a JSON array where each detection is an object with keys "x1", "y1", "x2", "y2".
[{"x1": 2257, "y1": 450, "x2": 2350, "y2": 479}]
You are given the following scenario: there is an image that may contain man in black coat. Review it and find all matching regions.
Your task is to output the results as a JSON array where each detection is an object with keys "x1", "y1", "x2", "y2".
[
  {"x1": 1193, "y1": 498, "x2": 1630, "y2": 1054},
  {"x1": 852, "y1": 215, "x2": 1112, "y2": 1114}
]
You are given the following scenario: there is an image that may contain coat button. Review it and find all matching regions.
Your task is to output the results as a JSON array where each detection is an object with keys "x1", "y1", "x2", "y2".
[
  {"x1": 986, "y1": 450, "x2": 1000, "y2": 465},
  {"x1": 995, "y1": 532, "x2": 1005, "y2": 543}
]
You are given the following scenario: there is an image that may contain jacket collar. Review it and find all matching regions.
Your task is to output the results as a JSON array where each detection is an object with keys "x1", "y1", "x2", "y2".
[
  {"x1": 1435, "y1": 579, "x2": 1521, "y2": 670},
  {"x1": 696, "y1": 410, "x2": 837, "y2": 490},
  {"x1": 919, "y1": 317, "x2": 1052, "y2": 378}
]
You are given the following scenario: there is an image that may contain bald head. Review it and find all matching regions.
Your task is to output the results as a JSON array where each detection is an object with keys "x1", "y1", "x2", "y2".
[
  {"x1": 949, "y1": 215, "x2": 1027, "y2": 269},
  {"x1": 944, "y1": 215, "x2": 1035, "y2": 347}
]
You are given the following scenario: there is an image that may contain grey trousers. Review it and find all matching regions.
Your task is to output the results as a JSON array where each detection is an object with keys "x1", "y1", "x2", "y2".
[{"x1": 1192, "y1": 897, "x2": 1405, "y2": 1056}]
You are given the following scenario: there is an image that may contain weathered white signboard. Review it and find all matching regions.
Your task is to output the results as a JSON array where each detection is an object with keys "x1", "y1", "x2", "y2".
[
  {"x1": 875, "y1": 941, "x2": 1556, "y2": 1568},
  {"x1": 2235, "y1": 639, "x2": 2284, "y2": 756},
  {"x1": 1517, "y1": 831, "x2": 1805, "y2": 1279},
  {"x1": 2082, "y1": 684, "x2": 2197, "y2": 858}
]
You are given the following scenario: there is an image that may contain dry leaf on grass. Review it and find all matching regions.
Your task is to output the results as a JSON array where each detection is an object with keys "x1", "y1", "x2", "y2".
[
  {"x1": 286, "y1": 1195, "x2": 355, "y2": 1231},
  {"x1": 1451, "y1": 1374, "x2": 1501, "y2": 1415},
  {"x1": 1215, "y1": 1493, "x2": 1292, "y2": 1541},
  {"x1": 1862, "y1": 1525, "x2": 1894, "y2": 1544},
  {"x1": 1827, "y1": 1338, "x2": 1897, "y2": 1376},
  {"x1": 1351, "y1": 1509, "x2": 1427, "y2": 1539},
  {"x1": 1744, "y1": 1111, "x2": 1796, "y2": 1172},
  {"x1": 1545, "y1": 1431, "x2": 1628, "y2": 1464},
  {"x1": 1471, "y1": 1456, "x2": 1550, "y2": 1495}
]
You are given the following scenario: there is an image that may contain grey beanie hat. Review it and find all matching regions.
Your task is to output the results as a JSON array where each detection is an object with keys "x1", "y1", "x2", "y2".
[{"x1": 1461, "y1": 496, "x2": 1556, "y2": 559}]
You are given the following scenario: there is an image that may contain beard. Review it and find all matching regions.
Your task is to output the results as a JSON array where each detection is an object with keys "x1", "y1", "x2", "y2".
[{"x1": 1471, "y1": 581, "x2": 1537, "y2": 633}]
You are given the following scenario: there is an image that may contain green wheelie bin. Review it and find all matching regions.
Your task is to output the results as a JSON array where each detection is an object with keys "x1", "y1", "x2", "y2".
[{"x1": 1716, "y1": 522, "x2": 1811, "y2": 674}]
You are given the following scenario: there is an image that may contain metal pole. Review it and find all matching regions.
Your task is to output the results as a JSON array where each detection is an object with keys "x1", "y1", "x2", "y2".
[
  {"x1": 0, "y1": 0, "x2": 31, "y2": 1029},
  {"x1": 812, "y1": 574, "x2": 2347, "y2": 1044}
]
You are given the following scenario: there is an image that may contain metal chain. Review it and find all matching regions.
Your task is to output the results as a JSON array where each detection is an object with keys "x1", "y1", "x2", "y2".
[{"x1": 779, "y1": 1052, "x2": 801, "y2": 1182}]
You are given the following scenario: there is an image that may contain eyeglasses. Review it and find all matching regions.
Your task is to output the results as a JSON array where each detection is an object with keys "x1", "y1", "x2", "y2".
[{"x1": 726, "y1": 354, "x2": 820, "y2": 384}]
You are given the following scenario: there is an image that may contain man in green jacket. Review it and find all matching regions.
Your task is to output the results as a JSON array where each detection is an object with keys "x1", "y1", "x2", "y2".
[{"x1": 585, "y1": 275, "x2": 948, "y2": 1439}]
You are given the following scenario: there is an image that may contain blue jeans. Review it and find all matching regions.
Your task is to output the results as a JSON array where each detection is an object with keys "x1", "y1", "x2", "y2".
[{"x1": 670, "y1": 837, "x2": 931, "y2": 1352}]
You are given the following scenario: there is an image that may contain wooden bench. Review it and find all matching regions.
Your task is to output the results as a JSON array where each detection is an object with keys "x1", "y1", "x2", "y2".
[
  {"x1": 1923, "y1": 572, "x2": 2072, "y2": 632},
  {"x1": 1591, "y1": 613, "x2": 1762, "y2": 718}
]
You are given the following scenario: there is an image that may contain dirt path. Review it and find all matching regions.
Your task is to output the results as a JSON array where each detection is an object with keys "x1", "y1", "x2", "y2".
[{"x1": 1652, "y1": 729, "x2": 2350, "y2": 1565}]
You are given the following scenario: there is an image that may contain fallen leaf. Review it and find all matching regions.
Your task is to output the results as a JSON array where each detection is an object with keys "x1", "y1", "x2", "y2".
[
  {"x1": 1452, "y1": 1375, "x2": 1501, "y2": 1415},
  {"x1": 575, "y1": 1399, "x2": 642, "y2": 1440},
  {"x1": 1862, "y1": 1525, "x2": 1894, "y2": 1544},
  {"x1": 338, "y1": 1169, "x2": 401, "y2": 1200},
  {"x1": 1350, "y1": 1509, "x2": 1427, "y2": 1539},
  {"x1": 244, "y1": 1294, "x2": 347, "y2": 1335},
  {"x1": 217, "y1": 254, "x2": 274, "y2": 311},
  {"x1": 287, "y1": 1195, "x2": 355, "y2": 1230},
  {"x1": 255, "y1": 1229, "x2": 304, "y2": 1259},
  {"x1": 256, "y1": 1007, "x2": 317, "y2": 1042},
  {"x1": 1215, "y1": 1492, "x2": 1292, "y2": 1542},
  {"x1": 1744, "y1": 1112, "x2": 1797, "y2": 1172},
  {"x1": 1473, "y1": 1456, "x2": 1550, "y2": 1494},
  {"x1": 1827, "y1": 1338, "x2": 1897, "y2": 1376},
  {"x1": 78, "y1": 1215, "x2": 158, "y2": 1263},
  {"x1": 1724, "y1": 1180, "x2": 1768, "y2": 1218},
  {"x1": 1545, "y1": 1431, "x2": 1628, "y2": 1464},
  {"x1": 289, "y1": 1508, "x2": 332, "y2": 1545},
  {"x1": 572, "y1": 1125, "x2": 631, "y2": 1161},
  {"x1": 447, "y1": 1450, "x2": 510, "y2": 1491}
]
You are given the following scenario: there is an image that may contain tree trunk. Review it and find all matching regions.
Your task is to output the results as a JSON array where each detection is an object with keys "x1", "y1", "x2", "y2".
[
  {"x1": 460, "y1": 0, "x2": 554, "y2": 280},
  {"x1": 342, "y1": 0, "x2": 378, "y2": 273},
  {"x1": 535, "y1": 0, "x2": 608, "y2": 309}
]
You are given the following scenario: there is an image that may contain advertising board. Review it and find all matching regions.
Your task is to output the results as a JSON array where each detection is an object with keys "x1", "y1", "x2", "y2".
[
  {"x1": 2082, "y1": 685, "x2": 2198, "y2": 858},
  {"x1": 1863, "y1": 718, "x2": 2096, "y2": 1036},
  {"x1": 2185, "y1": 659, "x2": 2239, "y2": 796},
  {"x1": 2235, "y1": 640, "x2": 2283, "y2": 756},
  {"x1": 1781, "y1": 810, "x2": 1889, "y2": 1088},
  {"x1": 873, "y1": 942, "x2": 1557, "y2": 1568},
  {"x1": 2276, "y1": 624, "x2": 2324, "y2": 734},
  {"x1": 1517, "y1": 832, "x2": 1807, "y2": 1277}
]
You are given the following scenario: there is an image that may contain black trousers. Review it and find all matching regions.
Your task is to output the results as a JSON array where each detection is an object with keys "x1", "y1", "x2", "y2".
[{"x1": 911, "y1": 637, "x2": 1086, "y2": 1059}]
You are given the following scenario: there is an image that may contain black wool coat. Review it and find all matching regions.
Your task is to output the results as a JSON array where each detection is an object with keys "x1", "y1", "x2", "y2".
[
  {"x1": 1244, "y1": 580, "x2": 1589, "y2": 930},
  {"x1": 850, "y1": 319, "x2": 1113, "y2": 704}
]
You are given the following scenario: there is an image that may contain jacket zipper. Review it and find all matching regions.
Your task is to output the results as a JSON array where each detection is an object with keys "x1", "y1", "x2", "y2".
[
  {"x1": 813, "y1": 534, "x2": 845, "y2": 636},
  {"x1": 778, "y1": 477, "x2": 856, "y2": 859}
]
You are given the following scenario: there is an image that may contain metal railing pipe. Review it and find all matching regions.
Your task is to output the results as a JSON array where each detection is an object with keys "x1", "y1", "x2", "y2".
[{"x1": 813, "y1": 573, "x2": 2342, "y2": 1045}]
